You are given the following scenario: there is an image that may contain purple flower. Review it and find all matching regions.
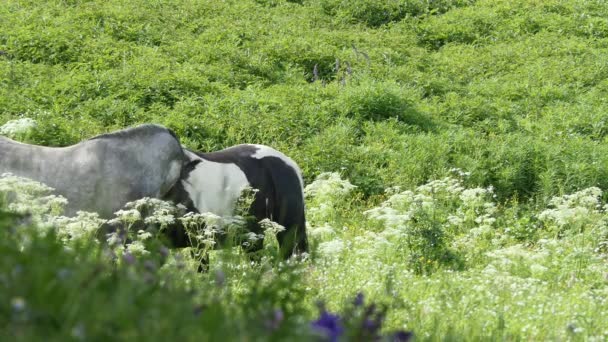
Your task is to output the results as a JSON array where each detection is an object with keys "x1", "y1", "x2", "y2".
[
  {"x1": 193, "y1": 304, "x2": 204, "y2": 316},
  {"x1": 144, "y1": 260, "x2": 156, "y2": 272},
  {"x1": 265, "y1": 309, "x2": 284, "y2": 331},
  {"x1": 311, "y1": 311, "x2": 344, "y2": 342},
  {"x1": 122, "y1": 252, "x2": 136, "y2": 265},
  {"x1": 390, "y1": 330, "x2": 413, "y2": 342},
  {"x1": 11, "y1": 297, "x2": 26, "y2": 312},
  {"x1": 363, "y1": 318, "x2": 381, "y2": 333},
  {"x1": 274, "y1": 309, "x2": 284, "y2": 324},
  {"x1": 353, "y1": 292, "x2": 364, "y2": 307},
  {"x1": 159, "y1": 246, "x2": 170, "y2": 259}
]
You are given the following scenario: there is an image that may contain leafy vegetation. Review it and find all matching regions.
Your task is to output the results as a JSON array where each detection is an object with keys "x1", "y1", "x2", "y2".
[{"x1": 2, "y1": 0, "x2": 608, "y2": 340}]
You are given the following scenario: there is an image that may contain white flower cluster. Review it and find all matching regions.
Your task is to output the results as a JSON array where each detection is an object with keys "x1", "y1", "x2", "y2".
[
  {"x1": 127, "y1": 197, "x2": 185, "y2": 227},
  {"x1": 0, "y1": 118, "x2": 37, "y2": 139},
  {"x1": 1, "y1": 174, "x2": 104, "y2": 247},
  {"x1": 365, "y1": 177, "x2": 496, "y2": 234},
  {"x1": 105, "y1": 198, "x2": 188, "y2": 257},
  {"x1": 0, "y1": 173, "x2": 67, "y2": 218},
  {"x1": 317, "y1": 239, "x2": 345, "y2": 257},
  {"x1": 180, "y1": 211, "x2": 244, "y2": 249},
  {"x1": 49, "y1": 211, "x2": 105, "y2": 244},
  {"x1": 304, "y1": 172, "x2": 357, "y2": 200},
  {"x1": 538, "y1": 187, "x2": 603, "y2": 229},
  {"x1": 485, "y1": 244, "x2": 550, "y2": 277},
  {"x1": 304, "y1": 173, "x2": 359, "y2": 259},
  {"x1": 309, "y1": 223, "x2": 336, "y2": 239},
  {"x1": 305, "y1": 172, "x2": 357, "y2": 224}
]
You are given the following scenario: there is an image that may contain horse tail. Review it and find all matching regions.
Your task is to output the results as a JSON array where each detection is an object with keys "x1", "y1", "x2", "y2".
[{"x1": 263, "y1": 156, "x2": 308, "y2": 259}]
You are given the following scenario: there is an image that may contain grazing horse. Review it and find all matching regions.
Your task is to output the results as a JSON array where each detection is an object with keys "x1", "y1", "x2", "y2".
[
  {"x1": 0, "y1": 124, "x2": 185, "y2": 218},
  {"x1": 165, "y1": 144, "x2": 308, "y2": 260}
]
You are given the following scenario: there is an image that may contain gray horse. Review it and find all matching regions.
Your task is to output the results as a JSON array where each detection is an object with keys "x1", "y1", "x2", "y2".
[{"x1": 0, "y1": 124, "x2": 185, "y2": 218}]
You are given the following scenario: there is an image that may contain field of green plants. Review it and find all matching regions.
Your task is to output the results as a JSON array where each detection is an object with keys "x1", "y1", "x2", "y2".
[{"x1": 2, "y1": 0, "x2": 608, "y2": 340}]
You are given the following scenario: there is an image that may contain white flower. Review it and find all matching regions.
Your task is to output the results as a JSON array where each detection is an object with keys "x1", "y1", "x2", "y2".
[
  {"x1": 447, "y1": 214, "x2": 464, "y2": 226},
  {"x1": 460, "y1": 188, "x2": 489, "y2": 205},
  {"x1": 106, "y1": 232, "x2": 123, "y2": 246},
  {"x1": 137, "y1": 230, "x2": 153, "y2": 240},
  {"x1": 244, "y1": 232, "x2": 263, "y2": 242},
  {"x1": 310, "y1": 223, "x2": 336, "y2": 239},
  {"x1": 304, "y1": 172, "x2": 357, "y2": 199},
  {"x1": 126, "y1": 241, "x2": 149, "y2": 256},
  {"x1": 0, "y1": 118, "x2": 37, "y2": 138},
  {"x1": 317, "y1": 239, "x2": 345, "y2": 257},
  {"x1": 114, "y1": 209, "x2": 141, "y2": 222},
  {"x1": 259, "y1": 218, "x2": 285, "y2": 235},
  {"x1": 530, "y1": 264, "x2": 548, "y2": 276},
  {"x1": 144, "y1": 213, "x2": 175, "y2": 226},
  {"x1": 364, "y1": 206, "x2": 412, "y2": 229}
]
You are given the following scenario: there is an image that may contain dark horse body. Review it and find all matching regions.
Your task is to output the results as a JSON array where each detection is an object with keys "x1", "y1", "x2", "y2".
[{"x1": 166, "y1": 145, "x2": 308, "y2": 259}]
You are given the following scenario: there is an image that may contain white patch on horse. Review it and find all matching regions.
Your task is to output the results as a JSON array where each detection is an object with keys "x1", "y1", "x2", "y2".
[
  {"x1": 182, "y1": 153, "x2": 250, "y2": 216},
  {"x1": 250, "y1": 144, "x2": 304, "y2": 190}
]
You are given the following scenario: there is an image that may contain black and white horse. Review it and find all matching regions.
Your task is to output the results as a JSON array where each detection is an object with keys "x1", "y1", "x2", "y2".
[
  {"x1": 166, "y1": 144, "x2": 308, "y2": 259},
  {"x1": 0, "y1": 124, "x2": 185, "y2": 218}
]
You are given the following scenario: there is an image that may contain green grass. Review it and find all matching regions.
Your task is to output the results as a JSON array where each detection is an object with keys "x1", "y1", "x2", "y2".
[{"x1": 2, "y1": 0, "x2": 608, "y2": 340}]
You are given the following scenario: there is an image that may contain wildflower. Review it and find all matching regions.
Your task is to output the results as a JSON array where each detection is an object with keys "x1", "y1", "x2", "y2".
[
  {"x1": 567, "y1": 322, "x2": 584, "y2": 334},
  {"x1": 260, "y1": 218, "x2": 286, "y2": 235},
  {"x1": 114, "y1": 209, "x2": 141, "y2": 222},
  {"x1": 311, "y1": 311, "x2": 343, "y2": 342},
  {"x1": 57, "y1": 268, "x2": 71, "y2": 280},
  {"x1": 106, "y1": 232, "x2": 123, "y2": 247},
  {"x1": 137, "y1": 230, "x2": 153, "y2": 241},
  {"x1": 354, "y1": 292, "x2": 364, "y2": 306},
  {"x1": 159, "y1": 246, "x2": 170, "y2": 258},
  {"x1": 305, "y1": 172, "x2": 357, "y2": 199},
  {"x1": 126, "y1": 241, "x2": 149, "y2": 256},
  {"x1": 305, "y1": 173, "x2": 357, "y2": 223},
  {"x1": 310, "y1": 223, "x2": 336, "y2": 239},
  {"x1": 144, "y1": 213, "x2": 175, "y2": 227},
  {"x1": 460, "y1": 188, "x2": 489, "y2": 205},
  {"x1": 0, "y1": 118, "x2": 37, "y2": 138},
  {"x1": 71, "y1": 323, "x2": 86, "y2": 340},
  {"x1": 447, "y1": 215, "x2": 464, "y2": 226},
  {"x1": 266, "y1": 309, "x2": 284, "y2": 331},
  {"x1": 530, "y1": 264, "x2": 548, "y2": 276},
  {"x1": 390, "y1": 330, "x2": 414, "y2": 341},
  {"x1": 122, "y1": 252, "x2": 136, "y2": 265},
  {"x1": 201, "y1": 238, "x2": 216, "y2": 248},
  {"x1": 539, "y1": 187, "x2": 603, "y2": 228},
  {"x1": 193, "y1": 304, "x2": 205, "y2": 316},
  {"x1": 449, "y1": 167, "x2": 471, "y2": 179},
  {"x1": 318, "y1": 239, "x2": 345, "y2": 257},
  {"x1": 143, "y1": 260, "x2": 156, "y2": 272},
  {"x1": 11, "y1": 297, "x2": 26, "y2": 312}
]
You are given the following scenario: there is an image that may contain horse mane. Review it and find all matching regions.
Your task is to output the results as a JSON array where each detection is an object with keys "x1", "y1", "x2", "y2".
[{"x1": 88, "y1": 124, "x2": 180, "y2": 143}]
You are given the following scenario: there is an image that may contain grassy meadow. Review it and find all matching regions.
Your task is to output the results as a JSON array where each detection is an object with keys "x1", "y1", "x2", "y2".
[{"x1": 2, "y1": 0, "x2": 608, "y2": 340}]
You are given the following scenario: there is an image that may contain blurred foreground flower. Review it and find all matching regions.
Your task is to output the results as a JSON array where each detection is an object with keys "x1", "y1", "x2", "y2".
[
  {"x1": 311, "y1": 293, "x2": 413, "y2": 342},
  {"x1": 311, "y1": 310, "x2": 343, "y2": 342}
]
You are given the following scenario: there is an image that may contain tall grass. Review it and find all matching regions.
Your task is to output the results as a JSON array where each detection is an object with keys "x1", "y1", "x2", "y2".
[{"x1": 2, "y1": 0, "x2": 608, "y2": 339}]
